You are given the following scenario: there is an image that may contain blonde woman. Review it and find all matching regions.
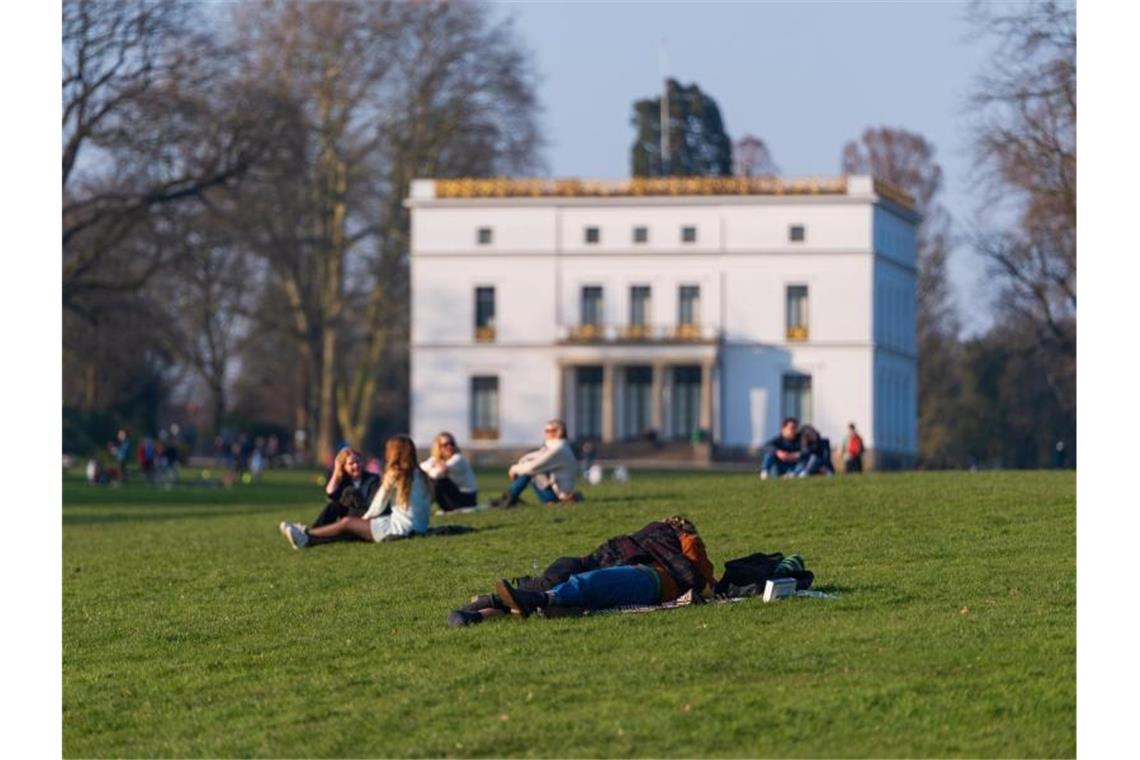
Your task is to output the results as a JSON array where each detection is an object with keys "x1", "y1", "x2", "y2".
[
  {"x1": 282, "y1": 435, "x2": 430, "y2": 549},
  {"x1": 420, "y1": 432, "x2": 478, "y2": 511}
]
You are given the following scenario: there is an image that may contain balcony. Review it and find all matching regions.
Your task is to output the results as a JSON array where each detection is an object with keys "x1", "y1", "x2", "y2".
[{"x1": 559, "y1": 323, "x2": 720, "y2": 344}]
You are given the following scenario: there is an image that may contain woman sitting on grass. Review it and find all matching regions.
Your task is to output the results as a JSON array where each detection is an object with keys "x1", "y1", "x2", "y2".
[
  {"x1": 281, "y1": 435, "x2": 429, "y2": 549},
  {"x1": 420, "y1": 431, "x2": 478, "y2": 511}
]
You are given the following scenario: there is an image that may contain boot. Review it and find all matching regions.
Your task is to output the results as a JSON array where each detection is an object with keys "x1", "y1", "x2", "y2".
[{"x1": 494, "y1": 578, "x2": 548, "y2": 618}]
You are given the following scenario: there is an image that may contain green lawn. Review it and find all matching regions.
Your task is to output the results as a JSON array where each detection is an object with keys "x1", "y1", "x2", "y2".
[{"x1": 62, "y1": 469, "x2": 1075, "y2": 758}]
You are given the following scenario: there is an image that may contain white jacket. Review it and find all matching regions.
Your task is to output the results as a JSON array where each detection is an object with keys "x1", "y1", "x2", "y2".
[
  {"x1": 420, "y1": 453, "x2": 477, "y2": 493},
  {"x1": 514, "y1": 438, "x2": 578, "y2": 496},
  {"x1": 362, "y1": 470, "x2": 430, "y2": 537}
]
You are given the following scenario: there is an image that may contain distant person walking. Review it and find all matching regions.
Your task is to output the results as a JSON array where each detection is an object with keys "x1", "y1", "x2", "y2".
[
  {"x1": 842, "y1": 423, "x2": 865, "y2": 473},
  {"x1": 109, "y1": 429, "x2": 131, "y2": 484}
]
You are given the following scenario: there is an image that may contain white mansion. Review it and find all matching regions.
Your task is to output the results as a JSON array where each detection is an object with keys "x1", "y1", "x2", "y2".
[{"x1": 407, "y1": 175, "x2": 918, "y2": 468}]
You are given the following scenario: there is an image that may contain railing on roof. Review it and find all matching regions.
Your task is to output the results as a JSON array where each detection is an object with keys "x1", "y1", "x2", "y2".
[
  {"x1": 436, "y1": 176, "x2": 849, "y2": 199},
  {"x1": 432, "y1": 175, "x2": 916, "y2": 210}
]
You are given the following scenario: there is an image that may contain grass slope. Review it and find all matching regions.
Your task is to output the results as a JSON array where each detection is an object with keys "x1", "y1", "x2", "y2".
[{"x1": 63, "y1": 469, "x2": 1075, "y2": 757}]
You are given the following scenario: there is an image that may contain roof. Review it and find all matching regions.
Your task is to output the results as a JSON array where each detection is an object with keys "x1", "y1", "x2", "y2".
[{"x1": 411, "y1": 175, "x2": 915, "y2": 211}]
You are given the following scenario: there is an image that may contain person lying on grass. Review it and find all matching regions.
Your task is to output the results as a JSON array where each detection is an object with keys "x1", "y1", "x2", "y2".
[
  {"x1": 298, "y1": 447, "x2": 380, "y2": 541},
  {"x1": 280, "y1": 435, "x2": 429, "y2": 549},
  {"x1": 448, "y1": 515, "x2": 716, "y2": 626}
]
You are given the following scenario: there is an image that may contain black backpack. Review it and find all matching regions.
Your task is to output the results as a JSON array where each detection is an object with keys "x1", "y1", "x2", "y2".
[{"x1": 715, "y1": 552, "x2": 814, "y2": 597}]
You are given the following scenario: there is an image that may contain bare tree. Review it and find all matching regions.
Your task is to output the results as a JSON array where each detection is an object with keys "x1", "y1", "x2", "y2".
[
  {"x1": 62, "y1": 0, "x2": 265, "y2": 319},
  {"x1": 965, "y1": 0, "x2": 1075, "y2": 415},
  {"x1": 734, "y1": 134, "x2": 780, "y2": 177},
  {"x1": 224, "y1": 0, "x2": 543, "y2": 460}
]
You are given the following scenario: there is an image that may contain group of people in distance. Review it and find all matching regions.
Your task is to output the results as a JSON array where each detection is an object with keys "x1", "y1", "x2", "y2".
[
  {"x1": 760, "y1": 417, "x2": 864, "y2": 479},
  {"x1": 278, "y1": 420, "x2": 582, "y2": 549}
]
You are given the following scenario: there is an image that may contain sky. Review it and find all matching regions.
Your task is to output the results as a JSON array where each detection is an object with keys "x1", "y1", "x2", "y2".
[{"x1": 494, "y1": 0, "x2": 998, "y2": 334}]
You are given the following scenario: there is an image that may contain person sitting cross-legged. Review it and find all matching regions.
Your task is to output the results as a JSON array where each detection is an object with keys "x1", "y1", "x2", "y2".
[
  {"x1": 280, "y1": 435, "x2": 429, "y2": 549},
  {"x1": 493, "y1": 517, "x2": 717, "y2": 618},
  {"x1": 489, "y1": 419, "x2": 580, "y2": 508},
  {"x1": 760, "y1": 417, "x2": 801, "y2": 480}
]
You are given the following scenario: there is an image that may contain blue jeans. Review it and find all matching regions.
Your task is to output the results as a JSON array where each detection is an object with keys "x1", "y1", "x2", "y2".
[
  {"x1": 507, "y1": 474, "x2": 559, "y2": 503},
  {"x1": 550, "y1": 565, "x2": 661, "y2": 609},
  {"x1": 761, "y1": 451, "x2": 797, "y2": 477},
  {"x1": 794, "y1": 453, "x2": 824, "y2": 477}
]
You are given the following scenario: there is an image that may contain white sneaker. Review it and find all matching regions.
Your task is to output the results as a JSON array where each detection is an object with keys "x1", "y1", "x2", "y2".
[
  {"x1": 285, "y1": 523, "x2": 309, "y2": 549},
  {"x1": 760, "y1": 470, "x2": 769, "y2": 480}
]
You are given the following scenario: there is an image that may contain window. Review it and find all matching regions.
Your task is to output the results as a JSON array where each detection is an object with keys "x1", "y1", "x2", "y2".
[
  {"x1": 781, "y1": 374, "x2": 812, "y2": 423},
  {"x1": 789, "y1": 224, "x2": 805, "y2": 242},
  {"x1": 628, "y1": 285, "x2": 651, "y2": 337},
  {"x1": 633, "y1": 226, "x2": 649, "y2": 244},
  {"x1": 470, "y1": 376, "x2": 499, "y2": 439},
  {"x1": 477, "y1": 227, "x2": 493, "y2": 245},
  {"x1": 584, "y1": 226, "x2": 600, "y2": 244},
  {"x1": 580, "y1": 286, "x2": 603, "y2": 327},
  {"x1": 681, "y1": 225, "x2": 697, "y2": 243},
  {"x1": 623, "y1": 366, "x2": 653, "y2": 439},
  {"x1": 575, "y1": 366, "x2": 603, "y2": 440},
  {"x1": 786, "y1": 285, "x2": 809, "y2": 340},
  {"x1": 671, "y1": 366, "x2": 702, "y2": 440},
  {"x1": 677, "y1": 285, "x2": 700, "y2": 338},
  {"x1": 474, "y1": 287, "x2": 495, "y2": 341}
]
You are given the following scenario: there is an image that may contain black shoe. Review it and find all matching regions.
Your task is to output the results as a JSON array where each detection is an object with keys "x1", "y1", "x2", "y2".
[
  {"x1": 448, "y1": 609, "x2": 483, "y2": 628},
  {"x1": 495, "y1": 578, "x2": 547, "y2": 618},
  {"x1": 489, "y1": 493, "x2": 525, "y2": 509}
]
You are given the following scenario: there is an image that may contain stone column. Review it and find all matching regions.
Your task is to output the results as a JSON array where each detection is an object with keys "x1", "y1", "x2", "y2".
[
  {"x1": 699, "y1": 361, "x2": 713, "y2": 435},
  {"x1": 601, "y1": 363, "x2": 615, "y2": 442},
  {"x1": 650, "y1": 361, "x2": 664, "y2": 436}
]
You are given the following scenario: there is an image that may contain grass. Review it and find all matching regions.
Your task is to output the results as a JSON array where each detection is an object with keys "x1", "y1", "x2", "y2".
[{"x1": 63, "y1": 468, "x2": 1075, "y2": 757}]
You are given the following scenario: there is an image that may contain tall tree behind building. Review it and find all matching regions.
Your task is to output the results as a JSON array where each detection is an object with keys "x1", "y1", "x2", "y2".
[
  {"x1": 631, "y1": 79, "x2": 733, "y2": 177},
  {"x1": 223, "y1": 0, "x2": 543, "y2": 461},
  {"x1": 965, "y1": 0, "x2": 1075, "y2": 464},
  {"x1": 734, "y1": 134, "x2": 780, "y2": 178}
]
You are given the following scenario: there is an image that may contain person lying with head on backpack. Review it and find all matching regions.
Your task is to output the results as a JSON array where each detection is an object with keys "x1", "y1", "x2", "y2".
[{"x1": 448, "y1": 515, "x2": 716, "y2": 626}]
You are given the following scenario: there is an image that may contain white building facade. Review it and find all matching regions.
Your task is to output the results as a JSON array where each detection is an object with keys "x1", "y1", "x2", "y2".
[{"x1": 407, "y1": 176, "x2": 918, "y2": 468}]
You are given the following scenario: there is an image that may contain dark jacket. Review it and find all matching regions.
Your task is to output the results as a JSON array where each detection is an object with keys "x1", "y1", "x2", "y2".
[
  {"x1": 588, "y1": 521, "x2": 708, "y2": 595},
  {"x1": 328, "y1": 473, "x2": 380, "y2": 509},
  {"x1": 765, "y1": 434, "x2": 800, "y2": 454}
]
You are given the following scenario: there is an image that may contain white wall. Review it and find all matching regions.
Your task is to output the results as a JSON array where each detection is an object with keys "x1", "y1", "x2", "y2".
[
  {"x1": 720, "y1": 345, "x2": 871, "y2": 448},
  {"x1": 411, "y1": 206, "x2": 557, "y2": 254},
  {"x1": 722, "y1": 203, "x2": 872, "y2": 252},
  {"x1": 411, "y1": 346, "x2": 561, "y2": 449},
  {"x1": 721, "y1": 253, "x2": 873, "y2": 343},
  {"x1": 411, "y1": 255, "x2": 557, "y2": 345}
]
